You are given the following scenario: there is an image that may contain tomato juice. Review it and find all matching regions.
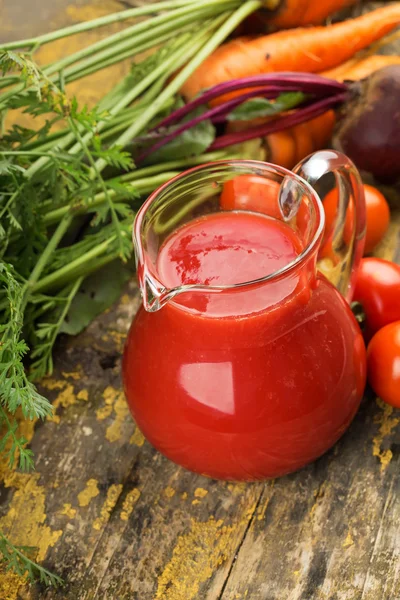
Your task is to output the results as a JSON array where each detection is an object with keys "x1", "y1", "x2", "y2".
[{"x1": 123, "y1": 209, "x2": 366, "y2": 480}]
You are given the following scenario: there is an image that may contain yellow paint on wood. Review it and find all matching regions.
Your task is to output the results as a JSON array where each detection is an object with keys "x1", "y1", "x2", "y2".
[
  {"x1": 194, "y1": 488, "x2": 208, "y2": 499},
  {"x1": 47, "y1": 383, "x2": 88, "y2": 423},
  {"x1": 96, "y1": 405, "x2": 114, "y2": 420},
  {"x1": 53, "y1": 384, "x2": 77, "y2": 408},
  {"x1": 120, "y1": 489, "x2": 141, "y2": 521},
  {"x1": 0, "y1": 569, "x2": 27, "y2": 600},
  {"x1": 93, "y1": 484, "x2": 123, "y2": 531},
  {"x1": 96, "y1": 385, "x2": 119, "y2": 420},
  {"x1": 164, "y1": 487, "x2": 176, "y2": 499},
  {"x1": 155, "y1": 516, "x2": 244, "y2": 599},
  {"x1": 105, "y1": 393, "x2": 130, "y2": 443},
  {"x1": 0, "y1": 472, "x2": 62, "y2": 562},
  {"x1": 372, "y1": 399, "x2": 400, "y2": 471},
  {"x1": 257, "y1": 499, "x2": 270, "y2": 521},
  {"x1": 59, "y1": 504, "x2": 77, "y2": 519},
  {"x1": 78, "y1": 479, "x2": 100, "y2": 507},
  {"x1": 61, "y1": 366, "x2": 83, "y2": 380},
  {"x1": 66, "y1": 1, "x2": 121, "y2": 23},
  {"x1": 77, "y1": 389, "x2": 89, "y2": 401},
  {"x1": 227, "y1": 482, "x2": 247, "y2": 495},
  {"x1": 109, "y1": 330, "x2": 127, "y2": 350},
  {"x1": 95, "y1": 386, "x2": 130, "y2": 441},
  {"x1": 102, "y1": 331, "x2": 126, "y2": 352},
  {"x1": 16, "y1": 411, "x2": 37, "y2": 445},
  {"x1": 343, "y1": 531, "x2": 354, "y2": 548},
  {"x1": 130, "y1": 427, "x2": 145, "y2": 447},
  {"x1": 41, "y1": 378, "x2": 67, "y2": 391}
]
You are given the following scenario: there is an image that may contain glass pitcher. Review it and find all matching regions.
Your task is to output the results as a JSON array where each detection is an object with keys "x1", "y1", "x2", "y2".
[{"x1": 122, "y1": 151, "x2": 367, "y2": 480}]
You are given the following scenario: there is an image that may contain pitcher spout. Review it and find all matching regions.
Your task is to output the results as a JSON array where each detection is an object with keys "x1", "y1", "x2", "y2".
[{"x1": 137, "y1": 266, "x2": 171, "y2": 312}]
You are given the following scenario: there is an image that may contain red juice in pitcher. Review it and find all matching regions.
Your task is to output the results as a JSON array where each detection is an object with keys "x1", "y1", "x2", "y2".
[{"x1": 123, "y1": 207, "x2": 366, "y2": 480}]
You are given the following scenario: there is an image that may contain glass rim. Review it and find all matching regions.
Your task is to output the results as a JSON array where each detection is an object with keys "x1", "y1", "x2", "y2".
[{"x1": 133, "y1": 159, "x2": 325, "y2": 295}]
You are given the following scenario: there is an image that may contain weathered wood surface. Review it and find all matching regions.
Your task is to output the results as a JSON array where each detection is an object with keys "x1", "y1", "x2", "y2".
[{"x1": 1, "y1": 2, "x2": 400, "y2": 599}]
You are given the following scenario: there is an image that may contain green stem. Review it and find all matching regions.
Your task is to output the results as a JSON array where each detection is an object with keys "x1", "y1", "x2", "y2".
[
  {"x1": 0, "y1": 0, "x2": 201, "y2": 49},
  {"x1": 67, "y1": 26, "x2": 212, "y2": 159},
  {"x1": 0, "y1": 150, "x2": 69, "y2": 157},
  {"x1": 24, "y1": 215, "x2": 73, "y2": 293},
  {"x1": 65, "y1": 29, "x2": 181, "y2": 85},
  {"x1": 42, "y1": 172, "x2": 180, "y2": 225},
  {"x1": 45, "y1": 275, "x2": 84, "y2": 365},
  {"x1": 32, "y1": 237, "x2": 118, "y2": 293},
  {"x1": 23, "y1": 30, "x2": 193, "y2": 179},
  {"x1": 1, "y1": 0, "x2": 237, "y2": 112},
  {"x1": 18, "y1": 131, "x2": 68, "y2": 152},
  {"x1": 0, "y1": 186, "x2": 21, "y2": 222},
  {"x1": 67, "y1": 117, "x2": 126, "y2": 259},
  {"x1": 118, "y1": 150, "x2": 235, "y2": 181},
  {"x1": 99, "y1": 98, "x2": 176, "y2": 141},
  {"x1": 95, "y1": 0, "x2": 261, "y2": 172},
  {"x1": 41, "y1": 150, "x2": 236, "y2": 226},
  {"x1": 44, "y1": 0, "x2": 236, "y2": 79},
  {"x1": 22, "y1": 99, "x2": 151, "y2": 154}
]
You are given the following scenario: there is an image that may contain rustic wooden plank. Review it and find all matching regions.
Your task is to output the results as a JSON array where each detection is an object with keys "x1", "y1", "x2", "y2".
[
  {"x1": 1, "y1": 1, "x2": 400, "y2": 599},
  {"x1": 8, "y1": 220, "x2": 397, "y2": 600},
  {"x1": 218, "y1": 398, "x2": 400, "y2": 600}
]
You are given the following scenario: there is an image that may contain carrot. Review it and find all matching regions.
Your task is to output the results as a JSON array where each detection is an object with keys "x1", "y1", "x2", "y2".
[
  {"x1": 258, "y1": 0, "x2": 357, "y2": 30},
  {"x1": 266, "y1": 130, "x2": 297, "y2": 168},
  {"x1": 291, "y1": 122, "x2": 314, "y2": 162},
  {"x1": 269, "y1": 111, "x2": 335, "y2": 167},
  {"x1": 306, "y1": 110, "x2": 336, "y2": 149},
  {"x1": 180, "y1": 4, "x2": 400, "y2": 101},
  {"x1": 321, "y1": 54, "x2": 400, "y2": 81}
]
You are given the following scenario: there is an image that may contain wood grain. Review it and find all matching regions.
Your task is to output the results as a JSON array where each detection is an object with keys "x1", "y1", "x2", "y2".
[{"x1": 1, "y1": 1, "x2": 400, "y2": 599}]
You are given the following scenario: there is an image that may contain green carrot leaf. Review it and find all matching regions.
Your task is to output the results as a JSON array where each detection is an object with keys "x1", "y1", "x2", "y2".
[
  {"x1": 0, "y1": 262, "x2": 53, "y2": 418},
  {"x1": 0, "y1": 532, "x2": 63, "y2": 587}
]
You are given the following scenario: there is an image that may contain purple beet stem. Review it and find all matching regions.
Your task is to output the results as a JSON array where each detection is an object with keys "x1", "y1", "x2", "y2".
[
  {"x1": 135, "y1": 74, "x2": 349, "y2": 162},
  {"x1": 210, "y1": 92, "x2": 348, "y2": 150},
  {"x1": 137, "y1": 86, "x2": 309, "y2": 162},
  {"x1": 152, "y1": 73, "x2": 348, "y2": 131}
]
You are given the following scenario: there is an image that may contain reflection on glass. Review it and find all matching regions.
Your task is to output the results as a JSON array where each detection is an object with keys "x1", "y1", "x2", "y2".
[{"x1": 180, "y1": 362, "x2": 235, "y2": 415}]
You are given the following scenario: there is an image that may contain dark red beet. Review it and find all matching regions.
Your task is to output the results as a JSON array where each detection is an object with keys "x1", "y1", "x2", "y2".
[{"x1": 334, "y1": 66, "x2": 400, "y2": 182}]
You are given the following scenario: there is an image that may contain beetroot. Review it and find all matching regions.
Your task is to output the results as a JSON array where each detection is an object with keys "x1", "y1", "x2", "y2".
[{"x1": 334, "y1": 66, "x2": 400, "y2": 182}]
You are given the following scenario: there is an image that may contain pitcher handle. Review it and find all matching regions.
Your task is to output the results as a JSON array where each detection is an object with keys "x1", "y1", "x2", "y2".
[{"x1": 293, "y1": 150, "x2": 366, "y2": 302}]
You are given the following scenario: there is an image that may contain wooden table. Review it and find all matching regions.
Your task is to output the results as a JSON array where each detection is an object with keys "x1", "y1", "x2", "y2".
[{"x1": 1, "y1": 2, "x2": 400, "y2": 599}]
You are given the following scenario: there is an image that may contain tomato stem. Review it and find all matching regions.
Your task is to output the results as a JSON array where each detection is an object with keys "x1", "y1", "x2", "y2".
[{"x1": 350, "y1": 301, "x2": 367, "y2": 331}]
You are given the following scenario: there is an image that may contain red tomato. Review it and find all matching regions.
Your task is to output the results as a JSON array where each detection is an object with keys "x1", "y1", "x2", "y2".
[
  {"x1": 353, "y1": 258, "x2": 400, "y2": 336},
  {"x1": 220, "y1": 175, "x2": 281, "y2": 219},
  {"x1": 367, "y1": 322, "x2": 400, "y2": 408},
  {"x1": 322, "y1": 183, "x2": 390, "y2": 256}
]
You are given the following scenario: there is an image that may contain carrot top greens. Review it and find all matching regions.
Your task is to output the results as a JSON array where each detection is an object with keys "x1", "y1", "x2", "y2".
[{"x1": 0, "y1": 0, "x2": 261, "y2": 584}]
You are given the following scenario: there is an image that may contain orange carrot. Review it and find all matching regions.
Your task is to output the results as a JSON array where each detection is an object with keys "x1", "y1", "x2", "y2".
[
  {"x1": 259, "y1": 0, "x2": 357, "y2": 30},
  {"x1": 306, "y1": 110, "x2": 336, "y2": 150},
  {"x1": 291, "y1": 122, "x2": 314, "y2": 162},
  {"x1": 268, "y1": 111, "x2": 335, "y2": 167},
  {"x1": 267, "y1": 130, "x2": 297, "y2": 168},
  {"x1": 181, "y1": 4, "x2": 400, "y2": 101},
  {"x1": 321, "y1": 54, "x2": 400, "y2": 81}
]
